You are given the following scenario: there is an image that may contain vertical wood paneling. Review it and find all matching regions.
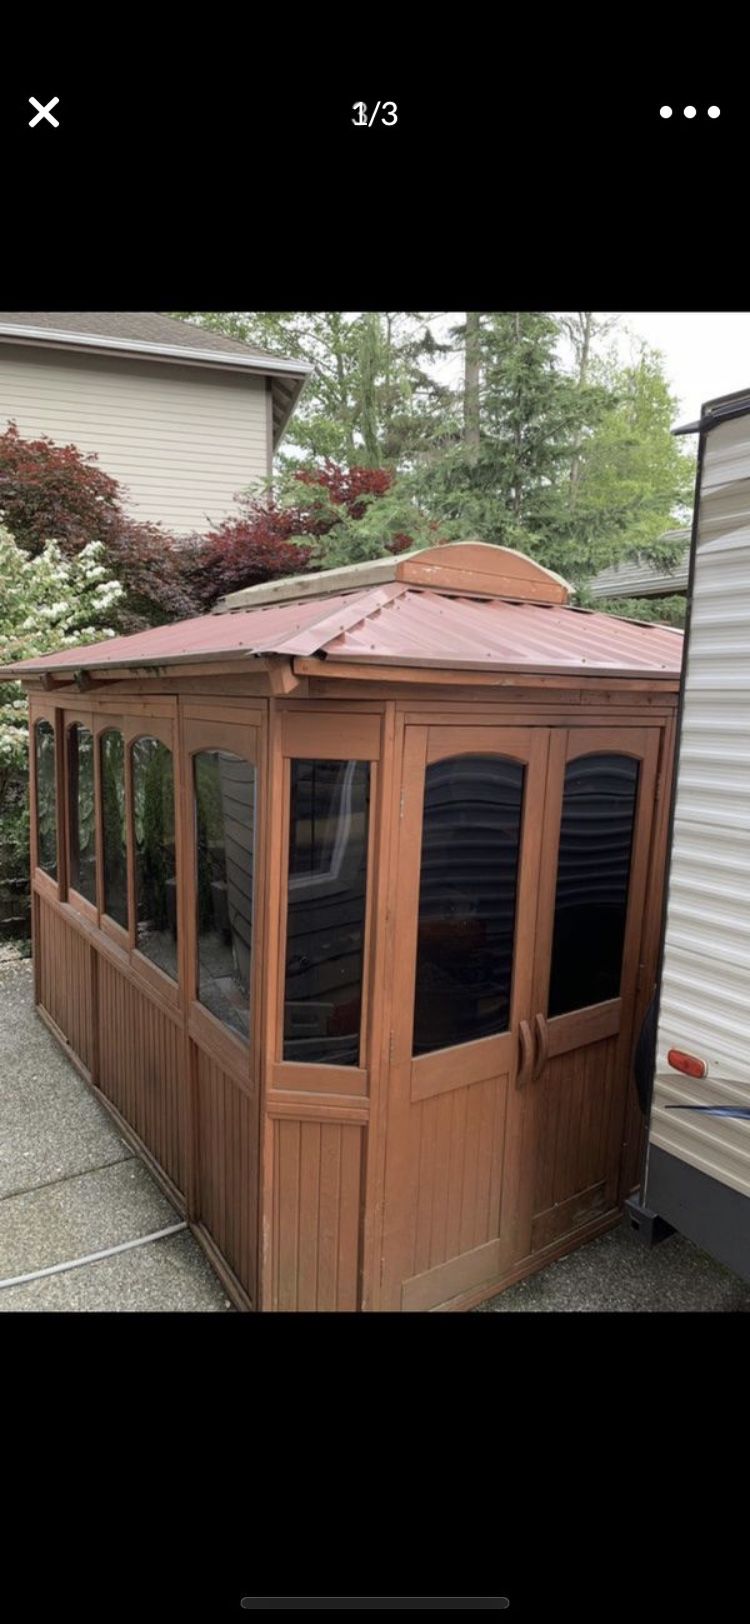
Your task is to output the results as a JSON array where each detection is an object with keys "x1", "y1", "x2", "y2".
[
  {"x1": 272, "y1": 1119, "x2": 364, "y2": 1311},
  {"x1": 37, "y1": 897, "x2": 93, "y2": 1072},
  {"x1": 531, "y1": 1034, "x2": 618, "y2": 1238},
  {"x1": 194, "y1": 1050, "x2": 258, "y2": 1304},
  {"x1": 96, "y1": 955, "x2": 186, "y2": 1194},
  {"x1": 408, "y1": 1077, "x2": 508, "y2": 1279}
]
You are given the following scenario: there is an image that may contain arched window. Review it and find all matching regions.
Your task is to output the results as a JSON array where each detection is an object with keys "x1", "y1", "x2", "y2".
[
  {"x1": 34, "y1": 720, "x2": 57, "y2": 878},
  {"x1": 100, "y1": 729, "x2": 128, "y2": 929},
  {"x1": 194, "y1": 749, "x2": 256, "y2": 1040},
  {"x1": 67, "y1": 723, "x2": 96, "y2": 904},
  {"x1": 413, "y1": 754, "x2": 525, "y2": 1056},
  {"x1": 548, "y1": 753, "x2": 640, "y2": 1017},
  {"x1": 132, "y1": 737, "x2": 177, "y2": 980}
]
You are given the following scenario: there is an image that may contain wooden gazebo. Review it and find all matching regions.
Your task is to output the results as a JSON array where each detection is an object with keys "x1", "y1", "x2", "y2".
[{"x1": 4, "y1": 542, "x2": 683, "y2": 1311}]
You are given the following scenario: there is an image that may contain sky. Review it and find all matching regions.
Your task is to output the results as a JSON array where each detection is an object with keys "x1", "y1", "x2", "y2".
[
  {"x1": 610, "y1": 313, "x2": 750, "y2": 418},
  {"x1": 432, "y1": 312, "x2": 750, "y2": 421}
]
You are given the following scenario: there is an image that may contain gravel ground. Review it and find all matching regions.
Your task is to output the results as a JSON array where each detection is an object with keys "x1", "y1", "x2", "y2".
[
  {"x1": 480, "y1": 1218, "x2": 750, "y2": 1311},
  {"x1": 2, "y1": 951, "x2": 748, "y2": 1312}
]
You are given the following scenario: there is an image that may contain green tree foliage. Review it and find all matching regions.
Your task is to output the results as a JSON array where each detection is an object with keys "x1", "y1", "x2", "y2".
[
  {"x1": 410, "y1": 317, "x2": 694, "y2": 589},
  {"x1": 560, "y1": 345, "x2": 695, "y2": 577},
  {"x1": 592, "y1": 594, "x2": 687, "y2": 627},
  {"x1": 411, "y1": 312, "x2": 609, "y2": 554},
  {"x1": 174, "y1": 311, "x2": 454, "y2": 467},
  {"x1": 176, "y1": 312, "x2": 694, "y2": 602}
]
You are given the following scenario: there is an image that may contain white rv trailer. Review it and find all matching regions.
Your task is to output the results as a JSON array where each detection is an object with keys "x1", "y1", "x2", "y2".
[{"x1": 639, "y1": 387, "x2": 750, "y2": 1280}]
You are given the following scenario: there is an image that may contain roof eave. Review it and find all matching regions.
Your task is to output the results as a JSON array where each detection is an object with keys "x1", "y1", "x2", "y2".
[
  {"x1": 271, "y1": 371, "x2": 310, "y2": 450},
  {"x1": 0, "y1": 322, "x2": 313, "y2": 387}
]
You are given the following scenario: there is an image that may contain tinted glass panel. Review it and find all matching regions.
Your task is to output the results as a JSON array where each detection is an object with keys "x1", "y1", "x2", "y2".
[
  {"x1": 101, "y1": 729, "x2": 128, "y2": 929},
  {"x1": 195, "y1": 750, "x2": 255, "y2": 1040},
  {"x1": 132, "y1": 737, "x2": 177, "y2": 980},
  {"x1": 413, "y1": 755, "x2": 524, "y2": 1057},
  {"x1": 35, "y1": 720, "x2": 57, "y2": 878},
  {"x1": 68, "y1": 724, "x2": 96, "y2": 904},
  {"x1": 548, "y1": 753, "x2": 639, "y2": 1018},
  {"x1": 283, "y1": 759, "x2": 370, "y2": 1065}
]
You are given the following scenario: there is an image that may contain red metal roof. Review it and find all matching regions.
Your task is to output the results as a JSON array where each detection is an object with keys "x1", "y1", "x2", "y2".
[{"x1": 3, "y1": 583, "x2": 683, "y2": 680}]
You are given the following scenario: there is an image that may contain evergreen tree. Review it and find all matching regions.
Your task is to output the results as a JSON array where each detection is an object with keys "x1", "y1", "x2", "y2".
[
  {"x1": 172, "y1": 310, "x2": 695, "y2": 600},
  {"x1": 173, "y1": 311, "x2": 453, "y2": 467}
]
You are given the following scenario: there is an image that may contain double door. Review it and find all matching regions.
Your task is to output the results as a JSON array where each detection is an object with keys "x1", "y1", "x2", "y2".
[{"x1": 380, "y1": 720, "x2": 661, "y2": 1310}]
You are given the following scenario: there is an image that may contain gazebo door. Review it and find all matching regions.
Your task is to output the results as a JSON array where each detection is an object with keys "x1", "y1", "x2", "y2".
[
  {"x1": 380, "y1": 725, "x2": 549, "y2": 1311},
  {"x1": 514, "y1": 725, "x2": 661, "y2": 1262},
  {"x1": 381, "y1": 720, "x2": 663, "y2": 1311}
]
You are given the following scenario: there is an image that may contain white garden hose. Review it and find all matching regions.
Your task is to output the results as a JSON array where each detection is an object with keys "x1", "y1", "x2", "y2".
[{"x1": 0, "y1": 1220, "x2": 187, "y2": 1290}]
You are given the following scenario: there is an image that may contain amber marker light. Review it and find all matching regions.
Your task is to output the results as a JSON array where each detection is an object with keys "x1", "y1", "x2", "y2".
[{"x1": 667, "y1": 1048, "x2": 708, "y2": 1080}]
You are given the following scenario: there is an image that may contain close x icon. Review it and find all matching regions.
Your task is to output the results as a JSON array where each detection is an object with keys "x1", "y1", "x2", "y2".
[{"x1": 28, "y1": 96, "x2": 60, "y2": 127}]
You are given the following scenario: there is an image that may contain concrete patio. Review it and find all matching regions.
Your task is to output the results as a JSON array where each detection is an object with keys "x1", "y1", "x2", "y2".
[
  {"x1": 0, "y1": 955, "x2": 231, "y2": 1311},
  {"x1": 1, "y1": 954, "x2": 748, "y2": 1313}
]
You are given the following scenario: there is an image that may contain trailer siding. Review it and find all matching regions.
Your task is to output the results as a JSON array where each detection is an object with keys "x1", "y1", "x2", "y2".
[{"x1": 648, "y1": 417, "x2": 750, "y2": 1204}]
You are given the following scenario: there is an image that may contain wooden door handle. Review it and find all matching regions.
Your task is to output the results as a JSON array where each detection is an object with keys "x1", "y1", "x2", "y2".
[
  {"x1": 533, "y1": 1012, "x2": 549, "y2": 1081},
  {"x1": 517, "y1": 1019, "x2": 533, "y2": 1089}
]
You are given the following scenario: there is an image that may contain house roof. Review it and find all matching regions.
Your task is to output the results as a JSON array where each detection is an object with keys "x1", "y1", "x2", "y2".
[
  {"x1": 0, "y1": 312, "x2": 313, "y2": 447},
  {"x1": 588, "y1": 531, "x2": 690, "y2": 601},
  {"x1": 2, "y1": 543, "x2": 683, "y2": 684}
]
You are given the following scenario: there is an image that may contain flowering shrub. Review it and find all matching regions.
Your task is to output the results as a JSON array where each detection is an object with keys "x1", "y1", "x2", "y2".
[
  {"x1": 0, "y1": 528, "x2": 123, "y2": 802},
  {"x1": 0, "y1": 422, "x2": 202, "y2": 629},
  {"x1": 0, "y1": 426, "x2": 418, "y2": 618}
]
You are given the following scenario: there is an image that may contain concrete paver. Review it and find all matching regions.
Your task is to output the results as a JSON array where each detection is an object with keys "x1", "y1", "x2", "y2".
[
  {"x1": 0, "y1": 1229, "x2": 232, "y2": 1311},
  {"x1": 0, "y1": 1157, "x2": 179, "y2": 1278},
  {"x1": 0, "y1": 958, "x2": 233, "y2": 1311},
  {"x1": 0, "y1": 959, "x2": 129, "y2": 1199}
]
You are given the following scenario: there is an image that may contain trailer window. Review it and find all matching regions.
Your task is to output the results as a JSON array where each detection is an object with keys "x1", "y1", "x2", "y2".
[
  {"x1": 413, "y1": 754, "x2": 524, "y2": 1057},
  {"x1": 34, "y1": 720, "x2": 57, "y2": 879},
  {"x1": 68, "y1": 723, "x2": 96, "y2": 905},
  {"x1": 132, "y1": 737, "x2": 178, "y2": 980},
  {"x1": 548, "y1": 753, "x2": 639, "y2": 1017},
  {"x1": 101, "y1": 729, "x2": 128, "y2": 929},
  {"x1": 194, "y1": 750, "x2": 256, "y2": 1041},
  {"x1": 283, "y1": 759, "x2": 370, "y2": 1065}
]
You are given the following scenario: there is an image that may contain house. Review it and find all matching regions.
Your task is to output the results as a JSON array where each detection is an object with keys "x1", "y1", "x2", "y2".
[
  {"x1": 0, "y1": 312, "x2": 312, "y2": 533},
  {"x1": 588, "y1": 531, "x2": 690, "y2": 602}
]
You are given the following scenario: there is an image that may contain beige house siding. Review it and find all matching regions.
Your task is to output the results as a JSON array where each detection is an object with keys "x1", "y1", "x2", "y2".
[{"x1": 0, "y1": 342, "x2": 270, "y2": 533}]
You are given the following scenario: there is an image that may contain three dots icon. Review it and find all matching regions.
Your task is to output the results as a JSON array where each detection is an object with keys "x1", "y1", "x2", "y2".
[{"x1": 660, "y1": 105, "x2": 720, "y2": 118}]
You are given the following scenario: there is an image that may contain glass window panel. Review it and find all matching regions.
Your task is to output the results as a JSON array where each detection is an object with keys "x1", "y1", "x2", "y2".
[
  {"x1": 283, "y1": 759, "x2": 370, "y2": 1065},
  {"x1": 132, "y1": 737, "x2": 177, "y2": 981},
  {"x1": 548, "y1": 753, "x2": 640, "y2": 1018},
  {"x1": 68, "y1": 724, "x2": 96, "y2": 904},
  {"x1": 35, "y1": 720, "x2": 57, "y2": 879},
  {"x1": 413, "y1": 754, "x2": 525, "y2": 1057},
  {"x1": 101, "y1": 729, "x2": 128, "y2": 929},
  {"x1": 194, "y1": 750, "x2": 255, "y2": 1041}
]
